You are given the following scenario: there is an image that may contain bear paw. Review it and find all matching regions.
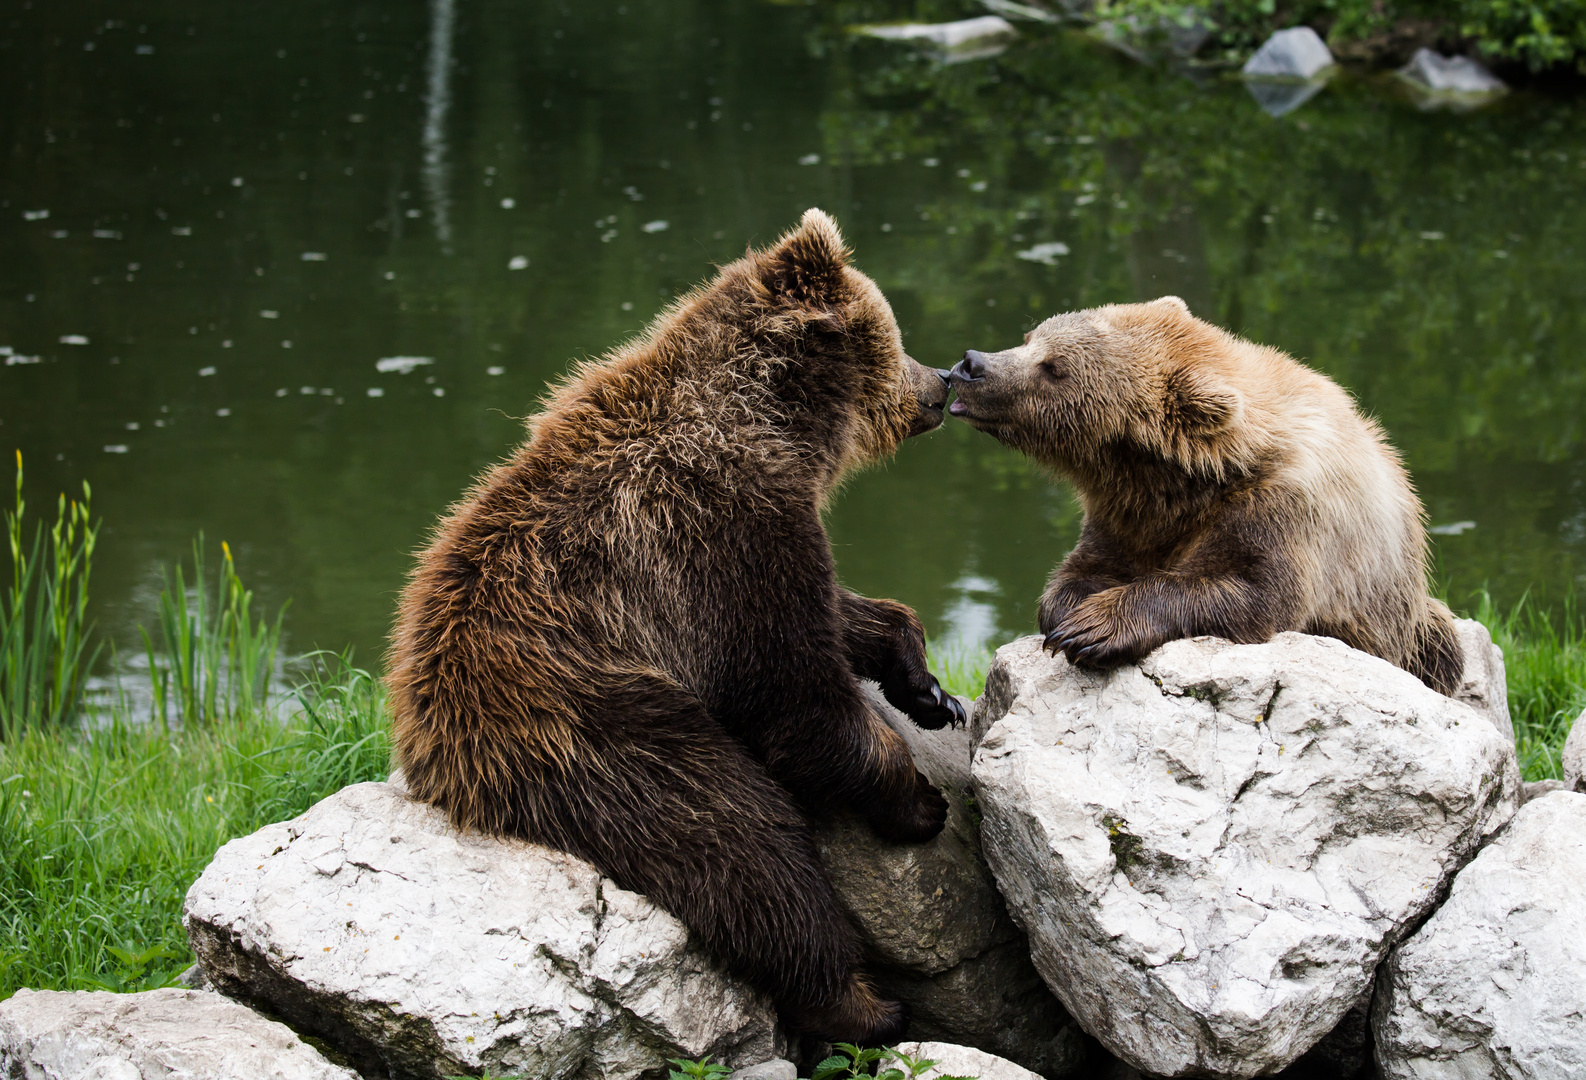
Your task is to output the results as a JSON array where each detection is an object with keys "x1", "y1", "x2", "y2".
[
  {"x1": 1043, "y1": 591, "x2": 1151, "y2": 669},
  {"x1": 884, "y1": 674, "x2": 966, "y2": 731},
  {"x1": 866, "y1": 769, "x2": 948, "y2": 844}
]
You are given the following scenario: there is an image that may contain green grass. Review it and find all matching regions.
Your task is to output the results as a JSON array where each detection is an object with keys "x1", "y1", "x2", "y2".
[
  {"x1": 0, "y1": 658, "x2": 390, "y2": 997},
  {"x1": 1471, "y1": 591, "x2": 1586, "y2": 781},
  {"x1": 928, "y1": 640, "x2": 995, "y2": 702}
]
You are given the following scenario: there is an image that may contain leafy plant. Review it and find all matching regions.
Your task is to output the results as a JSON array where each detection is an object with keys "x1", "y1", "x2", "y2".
[
  {"x1": 142, "y1": 535, "x2": 285, "y2": 728},
  {"x1": 668, "y1": 1057, "x2": 733, "y2": 1080},
  {"x1": 1, "y1": 452, "x2": 99, "y2": 740},
  {"x1": 813, "y1": 1043, "x2": 975, "y2": 1080}
]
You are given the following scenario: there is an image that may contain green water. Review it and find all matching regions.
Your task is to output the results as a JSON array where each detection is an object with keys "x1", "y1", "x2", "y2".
[{"x1": 3, "y1": 0, "x2": 1585, "y2": 665}]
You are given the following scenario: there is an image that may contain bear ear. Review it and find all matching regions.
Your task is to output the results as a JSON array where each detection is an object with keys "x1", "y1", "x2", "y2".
[
  {"x1": 760, "y1": 208, "x2": 850, "y2": 307},
  {"x1": 1164, "y1": 364, "x2": 1242, "y2": 435},
  {"x1": 1154, "y1": 295, "x2": 1190, "y2": 315}
]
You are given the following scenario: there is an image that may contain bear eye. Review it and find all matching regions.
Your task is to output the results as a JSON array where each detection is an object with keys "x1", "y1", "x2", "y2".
[{"x1": 1039, "y1": 360, "x2": 1067, "y2": 382}]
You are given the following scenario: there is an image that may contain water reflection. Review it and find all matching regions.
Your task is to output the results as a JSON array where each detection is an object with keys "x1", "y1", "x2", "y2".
[
  {"x1": 421, "y1": 0, "x2": 456, "y2": 249},
  {"x1": 0, "y1": 0, "x2": 1582, "y2": 665}
]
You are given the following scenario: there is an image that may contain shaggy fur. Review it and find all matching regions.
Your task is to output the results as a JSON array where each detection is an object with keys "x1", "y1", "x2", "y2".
[
  {"x1": 947, "y1": 296, "x2": 1463, "y2": 695},
  {"x1": 388, "y1": 210, "x2": 963, "y2": 1042}
]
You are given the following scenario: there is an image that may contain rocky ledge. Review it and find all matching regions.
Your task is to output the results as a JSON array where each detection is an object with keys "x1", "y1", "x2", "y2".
[{"x1": 971, "y1": 626, "x2": 1519, "y2": 1078}]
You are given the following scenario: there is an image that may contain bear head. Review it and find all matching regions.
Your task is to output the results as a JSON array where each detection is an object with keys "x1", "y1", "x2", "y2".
[
  {"x1": 726, "y1": 209, "x2": 951, "y2": 479},
  {"x1": 946, "y1": 296, "x2": 1251, "y2": 483}
]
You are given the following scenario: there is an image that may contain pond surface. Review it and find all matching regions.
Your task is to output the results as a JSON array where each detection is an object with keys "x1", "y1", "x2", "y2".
[{"x1": 3, "y1": 0, "x2": 1585, "y2": 664}]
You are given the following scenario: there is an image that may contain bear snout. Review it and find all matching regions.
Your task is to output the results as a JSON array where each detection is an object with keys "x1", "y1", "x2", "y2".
[{"x1": 950, "y1": 350, "x2": 989, "y2": 383}]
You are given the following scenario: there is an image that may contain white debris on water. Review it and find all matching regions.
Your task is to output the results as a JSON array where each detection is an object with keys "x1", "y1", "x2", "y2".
[
  {"x1": 376, "y1": 356, "x2": 434, "y2": 375},
  {"x1": 5, "y1": 355, "x2": 42, "y2": 366},
  {"x1": 508, "y1": 255, "x2": 529, "y2": 270},
  {"x1": 216, "y1": 409, "x2": 231, "y2": 417},
  {"x1": 487, "y1": 366, "x2": 505, "y2": 376},
  {"x1": 367, "y1": 388, "x2": 384, "y2": 397},
  {"x1": 1017, "y1": 242, "x2": 1069, "y2": 265},
  {"x1": 500, "y1": 197, "x2": 516, "y2": 209},
  {"x1": 198, "y1": 366, "x2": 216, "y2": 376},
  {"x1": 799, "y1": 153, "x2": 821, "y2": 165},
  {"x1": 642, "y1": 220, "x2": 669, "y2": 233},
  {"x1": 104, "y1": 445, "x2": 128, "y2": 454},
  {"x1": 1430, "y1": 521, "x2": 1477, "y2": 536},
  {"x1": 172, "y1": 226, "x2": 191, "y2": 235},
  {"x1": 260, "y1": 310, "x2": 279, "y2": 319},
  {"x1": 60, "y1": 335, "x2": 89, "y2": 345},
  {"x1": 300, "y1": 252, "x2": 328, "y2": 261},
  {"x1": 22, "y1": 210, "x2": 48, "y2": 221}
]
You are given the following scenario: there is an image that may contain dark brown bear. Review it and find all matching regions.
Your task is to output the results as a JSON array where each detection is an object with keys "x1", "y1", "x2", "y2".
[
  {"x1": 947, "y1": 296, "x2": 1463, "y2": 695},
  {"x1": 388, "y1": 209, "x2": 963, "y2": 1043}
]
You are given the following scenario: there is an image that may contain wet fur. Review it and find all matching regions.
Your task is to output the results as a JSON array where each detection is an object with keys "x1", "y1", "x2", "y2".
[
  {"x1": 949, "y1": 297, "x2": 1463, "y2": 695},
  {"x1": 388, "y1": 210, "x2": 961, "y2": 1042}
]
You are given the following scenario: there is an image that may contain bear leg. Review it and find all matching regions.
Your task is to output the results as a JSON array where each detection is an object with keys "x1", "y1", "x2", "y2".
[
  {"x1": 837, "y1": 590, "x2": 964, "y2": 730},
  {"x1": 521, "y1": 694, "x2": 909, "y2": 1043}
]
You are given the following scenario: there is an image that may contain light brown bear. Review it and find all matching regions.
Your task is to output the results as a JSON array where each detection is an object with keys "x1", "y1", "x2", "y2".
[
  {"x1": 388, "y1": 210, "x2": 963, "y2": 1043},
  {"x1": 946, "y1": 296, "x2": 1463, "y2": 694}
]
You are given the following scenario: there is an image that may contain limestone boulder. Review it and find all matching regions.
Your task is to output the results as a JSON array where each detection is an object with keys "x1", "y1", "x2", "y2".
[
  {"x1": 971, "y1": 633, "x2": 1518, "y2": 1079},
  {"x1": 859, "y1": 17, "x2": 1016, "y2": 62},
  {"x1": 1374, "y1": 791, "x2": 1586, "y2": 1079},
  {"x1": 884, "y1": 1041, "x2": 1046, "y2": 1080},
  {"x1": 184, "y1": 781, "x2": 781, "y2": 1080},
  {"x1": 811, "y1": 687, "x2": 1089, "y2": 1078},
  {"x1": 1401, "y1": 49, "x2": 1506, "y2": 94},
  {"x1": 0, "y1": 987, "x2": 359, "y2": 1080},
  {"x1": 1242, "y1": 26, "x2": 1335, "y2": 80},
  {"x1": 1453, "y1": 618, "x2": 1514, "y2": 746},
  {"x1": 1563, "y1": 707, "x2": 1586, "y2": 792}
]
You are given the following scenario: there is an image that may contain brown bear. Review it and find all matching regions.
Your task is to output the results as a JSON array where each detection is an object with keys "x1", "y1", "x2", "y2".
[
  {"x1": 946, "y1": 296, "x2": 1463, "y2": 695},
  {"x1": 387, "y1": 209, "x2": 964, "y2": 1043}
]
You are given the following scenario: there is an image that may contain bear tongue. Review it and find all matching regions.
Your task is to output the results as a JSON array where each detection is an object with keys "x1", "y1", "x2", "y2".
[{"x1": 948, "y1": 400, "x2": 969, "y2": 416}]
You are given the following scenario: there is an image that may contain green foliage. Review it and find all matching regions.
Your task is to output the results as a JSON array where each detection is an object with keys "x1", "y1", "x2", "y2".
[
  {"x1": 1458, "y1": 0, "x2": 1586, "y2": 70},
  {"x1": 1470, "y1": 590, "x2": 1586, "y2": 780},
  {"x1": 1, "y1": 453, "x2": 99, "y2": 741},
  {"x1": 143, "y1": 536, "x2": 286, "y2": 729},
  {"x1": 1091, "y1": 0, "x2": 1586, "y2": 68},
  {"x1": 669, "y1": 1057, "x2": 733, "y2": 1080},
  {"x1": 812, "y1": 1043, "x2": 976, "y2": 1080}
]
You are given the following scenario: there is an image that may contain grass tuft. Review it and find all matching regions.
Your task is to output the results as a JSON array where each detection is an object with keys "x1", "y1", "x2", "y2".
[
  {"x1": 1471, "y1": 590, "x2": 1586, "y2": 781},
  {"x1": 927, "y1": 640, "x2": 995, "y2": 701}
]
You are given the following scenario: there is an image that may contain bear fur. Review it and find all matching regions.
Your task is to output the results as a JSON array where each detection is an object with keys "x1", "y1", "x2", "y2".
[
  {"x1": 387, "y1": 210, "x2": 964, "y2": 1043},
  {"x1": 947, "y1": 296, "x2": 1463, "y2": 695}
]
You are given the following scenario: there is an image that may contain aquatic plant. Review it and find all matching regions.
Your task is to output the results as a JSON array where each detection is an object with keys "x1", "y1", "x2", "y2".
[{"x1": 0, "y1": 453, "x2": 99, "y2": 741}]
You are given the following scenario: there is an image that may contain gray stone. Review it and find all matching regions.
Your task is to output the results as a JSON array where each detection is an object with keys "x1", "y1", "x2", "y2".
[
  {"x1": 1093, "y1": 12, "x2": 1212, "y2": 65},
  {"x1": 729, "y1": 1059, "x2": 798, "y2": 1080},
  {"x1": 884, "y1": 1041, "x2": 1046, "y2": 1080},
  {"x1": 1400, "y1": 49, "x2": 1507, "y2": 95},
  {"x1": 0, "y1": 987, "x2": 360, "y2": 1080},
  {"x1": 972, "y1": 633, "x2": 1518, "y2": 1079},
  {"x1": 174, "y1": 962, "x2": 211, "y2": 990},
  {"x1": 811, "y1": 687, "x2": 1089, "y2": 1078},
  {"x1": 1523, "y1": 779, "x2": 1566, "y2": 804},
  {"x1": 1243, "y1": 27, "x2": 1335, "y2": 81},
  {"x1": 184, "y1": 781, "x2": 781, "y2": 1080},
  {"x1": 1374, "y1": 791, "x2": 1586, "y2": 1079},
  {"x1": 860, "y1": 17, "x2": 1017, "y2": 62},
  {"x1": 1454, "y1": 618, "x2": 1515, "y2": 746},
  {"x1": 1563, "y1": 707, "x2": 1586, "y2": 792}
]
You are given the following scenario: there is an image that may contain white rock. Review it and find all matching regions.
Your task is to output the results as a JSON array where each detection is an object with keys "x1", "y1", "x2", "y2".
[
  {"x1": 184, "y1": 782, "x2": 781, "y2": 1080},
  {"x1": 1400, "y1": 49, "x2": 1507, "y2": 94},
  {"x1": 729, "y1": 1059, "x2": 798, "y2": 1080},
  {"x1": 1454, "y1": 618, "x2": 1514, "y2": 746},
  {"x1": 860, "y1": 16, "x2": 1016, "y2": 60},
  {"x1": 813, "y1": 688, "x2": 1088, "y2": 1077},
  {"x1": 885, "y1": 1041, "x2": 1045, "y2": 1080},
  {"x1": 971, "y1": 633, "x2": 1518, "y2": 1079},
  {"x1": 1563, "y1": 707, "x2": 1586, "y2": 792},
  {"x1": 1374, "y1": 791, "x2": 1586, "y2": 1079},
  {"x1": 0, "y1": 987, "x2": 359, "y2": 1080},
  {"x1": 1242, "y1": 27, "x2": 1335, "y2": 81}
]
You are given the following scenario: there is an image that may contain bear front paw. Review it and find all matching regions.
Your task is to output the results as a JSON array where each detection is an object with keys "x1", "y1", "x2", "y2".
[
  {"x1": 867, "y1": 769, "x2": 948, "y2": 844},
  {"x1": 881, "y1": 669, "x2": 966, "y2": 731},
  {"x1": 1043, "y1": 592, "x2": 1149, "y2": 669}
]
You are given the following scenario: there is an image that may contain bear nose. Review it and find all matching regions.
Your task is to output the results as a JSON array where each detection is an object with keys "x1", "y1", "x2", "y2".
[
  {"x1": 950, "y1": 350, "x2": 988, "y2": 382},
  {"x1": 933, "y1": 367, "x2": 952, "y2": 388}
]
